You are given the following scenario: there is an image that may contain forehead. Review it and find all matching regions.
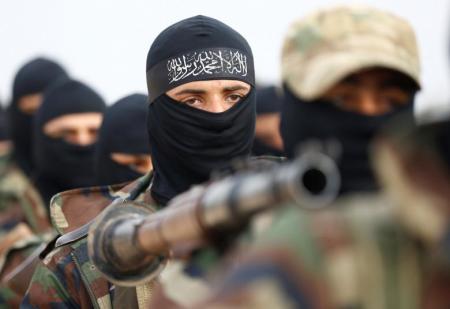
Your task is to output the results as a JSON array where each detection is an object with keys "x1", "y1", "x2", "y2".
[
  {"x1": 43, "y1": 112, "x2": 103, "y2": 131},
  {"x1": 167, "y1": 79, "x2": 251, "y2": 94}
]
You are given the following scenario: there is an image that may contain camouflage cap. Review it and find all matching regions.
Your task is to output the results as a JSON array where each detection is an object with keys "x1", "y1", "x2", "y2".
[{"x1": 281, "y1": 4, "x2": 421, "y2": 100}]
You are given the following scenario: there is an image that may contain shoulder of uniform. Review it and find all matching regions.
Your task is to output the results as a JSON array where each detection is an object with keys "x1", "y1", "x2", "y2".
[
  {"x1": 50, "y1": 197, "x2": 155, "y2": 251},
  {"x1": 0, "y1": 165, "x2": 31, "y2": 193},
  {"x1": 49, "y1": 184, "x2": 125, "y2": 234},
  {"x1": 50, "y1": 174, "x2": 153, "y2": 235}
]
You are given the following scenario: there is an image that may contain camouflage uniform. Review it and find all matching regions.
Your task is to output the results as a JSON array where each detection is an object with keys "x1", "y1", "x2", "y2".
[
  {"x1": 0, "y1": 153, "x2": 51, "y2": 307},
  {"x1": 152, "y1": 5, "x2": 437, "y2": 308},
  {"x1": 197, "y1": 118, "x2": 450, "y2": 309},
  {"x1": 175, "y1": 6, "x2": 448, "y2": 307},
  {"x1": 200, "y1": 195, "x2": 450, "y2": 308},
  {"x1": 0, "y1": 154, "x2": 49, "y2": 234},
  {"x1": 22, "y1": 173, "x2": 211, "y2": 308}
]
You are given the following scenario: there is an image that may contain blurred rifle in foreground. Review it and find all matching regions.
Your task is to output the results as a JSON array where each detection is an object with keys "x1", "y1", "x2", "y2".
[{"x1": 88, "y1": 151, "x2": 340, "y2": 286}]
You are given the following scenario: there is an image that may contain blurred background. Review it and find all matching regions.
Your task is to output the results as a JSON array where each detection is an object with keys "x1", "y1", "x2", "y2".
[{"x1": 0, "y1": 0, "x2": 449, "y2": 119}]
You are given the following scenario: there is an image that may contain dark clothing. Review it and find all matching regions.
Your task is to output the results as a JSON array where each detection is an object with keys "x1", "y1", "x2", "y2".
[
  {"x1": 8, "y1": 57, "x2": 68, "y2": 176},
  {"x1": 280, "y1": 85, "x2": 414, "y2": 195},
  {"x1": 95, "y1": 93, "x2": 151, "y2": 185},
  {"x1": 252, "y1": 86, "x2": 284, "y2": 156},
  {"x1": 145, "y1": 15, "x2": 257, "y2": 205},
  {"x1": 148, "y1": 92, "x2": 256, "y2": 205},
  {"x1": 146, "y1": 15, "x2": 255, "y2": 103},
  {"x1": 0, "y1": 105, "x2": 9, "y2": 141},
  {"x1": 33, "y1": 79, "x2": 106, "y2": 205}
]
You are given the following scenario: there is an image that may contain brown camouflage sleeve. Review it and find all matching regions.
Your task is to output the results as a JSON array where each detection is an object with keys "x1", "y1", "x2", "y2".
[{"x1": 21, "y1": 246, "x2": 92, "y2": 308}]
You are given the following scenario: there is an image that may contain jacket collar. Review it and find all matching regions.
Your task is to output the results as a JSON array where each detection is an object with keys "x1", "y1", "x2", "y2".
[{"x1": 50, "y1": 172, "x2": 153, "y2": 235}]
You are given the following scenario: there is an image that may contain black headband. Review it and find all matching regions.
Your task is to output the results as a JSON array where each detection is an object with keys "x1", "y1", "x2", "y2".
[
  {"x1": 147, "y1": 47, "x2": 254, "y2": 103},
  {"x1": 36, "y1": 78, "x2": 106, "y2": 127}
]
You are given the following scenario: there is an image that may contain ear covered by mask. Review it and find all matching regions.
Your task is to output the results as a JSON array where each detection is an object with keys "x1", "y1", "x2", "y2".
[
  {"x1": 280, "y1": 84, "x2": 414, "y2": 195},
  {"x1": 9, "y1": 57, "x2": 68, "y2": 176},
  {"x1": 146, "y1": 15, "x2": 256, "y2": 205},
  {"x1": 95, "y1": 94, "x2": 151, "y2": 185},
  {"x1": 33, "y1": 78, "x2": 106, "y2": 205}
]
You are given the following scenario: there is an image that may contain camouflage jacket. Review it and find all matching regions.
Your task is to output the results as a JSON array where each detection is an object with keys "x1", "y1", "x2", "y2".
[
  {"x1": 0, "y1": 153, "x2": 50, "y2": 235},
  {"x1": 199, "y1": 194, "x2": 450, "y2": 309},
  {"x1": 22, "y1": 172, "x2": 211, "y2": 309},
  {"x1": 0, "y1": 153, "x2": 51, "y2": 307}
]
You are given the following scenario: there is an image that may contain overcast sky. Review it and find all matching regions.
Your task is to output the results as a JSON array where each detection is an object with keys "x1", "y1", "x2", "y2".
[{"x1": 1, "y1": 0, "x2": 449, "y2": 117}]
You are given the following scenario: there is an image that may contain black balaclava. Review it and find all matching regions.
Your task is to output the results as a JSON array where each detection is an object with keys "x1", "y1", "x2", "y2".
[
  {"x1": 435, "y1": 120, "x2": 450, "y2": 172},
  {"x1": 280, "y1": 85, "x2": 414, "y2": 195},
  {"x1": 9, "y1": 57, "x2": 68, "y2": 176},
  {"x1": 146, "y1": 15, "x2": 256, "y2": 205},
  {"x1": 95, "y1": 94, "x2": 151, "y2": 185},
  {"x1": 0, "y1": 104, "x2": 9, "y2": 142},
  {"x1": 252, "y1": 86, "x2": 284, "y2": 157},
  {"x1": 0, "y1": 104, "x2": 10, "y2": 176},
  {"x1": 34, "y1": 78, "x2": 106, "y2": 205}
]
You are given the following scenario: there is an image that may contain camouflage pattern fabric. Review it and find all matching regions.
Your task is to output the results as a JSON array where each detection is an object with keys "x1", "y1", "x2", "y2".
[
  {"x1": 0, "y1": 153, "x2": 51, "y2": 308},
  {"x1": 21, "y1": 169, "x2": 225, "y2": 308},
  {"x1": 22, "y1": 157, "x2": 286, "y2": 308},
  {"x1": 0, "y1": 242, "x2": 45, "y2": 308},
  {"x1": 281, "y1": 4, "x2": 421, "y2": 101},
  {"x1": 22, "y1": 173, "x2": 153, "y2": 309},
  {"x1": 198, "y1": 195, "x2": 450, "y2": 309},
  {"x1": 22, "y1": 238, "x2": 110, "y2": 309},
  {"x1": 192, "y1": 122, "x2": 450, "y2": 309},
  {"x1": 0, "y1": 286, "x2": 19, "y2": 308},
  {"x1": 0, "y1": 153, "x2": 50, "y2": 234}
]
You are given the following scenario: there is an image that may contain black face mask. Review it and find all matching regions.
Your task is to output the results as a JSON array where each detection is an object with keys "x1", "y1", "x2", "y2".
[
  {"x1": 280, "y1": 85, "x2": 414, "y2": 195},
  {"x1": 34, "y1": 135, "x2": 97, "y2": 204},
  {"x1": 147, "y1": 91, "x2": 256, "y2": 205},
  {"x1": 437, "y1": 121, "x2": 450, "y2": 171},
  {"x1": 251, "y1": 86, "x2": 283, "y2": 157},
  {"x1": 35, "y1": 134, "x2": 95, "y2": 193},
  {"x1": 0, "y1": 105, "x2": 9, "y2": 142},
  {"x1": 95, "y1": 94, "x2": 151, "y2": 185},
  {"x1": 8, "y1": 106, "x2": 33, "y2": 175},
  {"x1": 98, "y1": 158, "x2": 143, "y2": 186},
  {"x1": 33, "y1": 78, "x2": 105, "y2": 205},
  {"x1": 9, "y1": 58, "x2": 68, "y2": 176}
]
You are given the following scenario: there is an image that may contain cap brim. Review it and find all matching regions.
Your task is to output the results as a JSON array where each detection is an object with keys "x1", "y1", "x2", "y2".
[{"x1": 283, "y1": 46, "x2": 421, "y2": 101}]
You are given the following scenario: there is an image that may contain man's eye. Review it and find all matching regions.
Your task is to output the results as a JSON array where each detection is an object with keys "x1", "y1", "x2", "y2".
[
  {"x1": 329, "y1": 93, "x2": 357, "y2": 108},
  {"x1": 226, "y1": 94, "x2": 243, "y2": 103},
  {"x1": 183, "y1": 97, "x2": 201, "y2": 105},
  {"x1": 51, "y1": 130, "x2": 72, "y2": 139},
  {"x1": 381, "y1": 91, "x2": 410, "y2": 106},
  {"x1": 89, "y1": 128, "x2": 99, "y2": 137}
]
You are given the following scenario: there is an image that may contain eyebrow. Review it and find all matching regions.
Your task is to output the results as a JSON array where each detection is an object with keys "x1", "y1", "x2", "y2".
[
  {"x1": 174, "y1": 89, "x2": 206, "y2": 96},
  {"x1": 223, "y1": 85, "x2": 250, "y2": 92},
  {"x1": 174, "y1": 85, "x2": 250, "y2": 96}
]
